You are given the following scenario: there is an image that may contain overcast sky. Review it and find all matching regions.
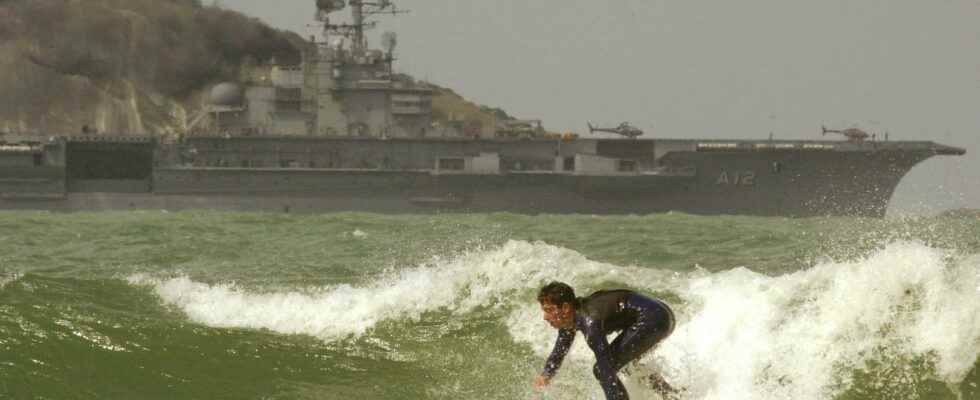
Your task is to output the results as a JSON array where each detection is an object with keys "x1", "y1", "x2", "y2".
[{"x1": 222, "y1": 0, "x2": 978, "y2": 215}]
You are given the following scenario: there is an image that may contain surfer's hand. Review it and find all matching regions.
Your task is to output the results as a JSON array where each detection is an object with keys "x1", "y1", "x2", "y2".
[{"x1": 533, "y1": 374, "x2": 550, "y2": 389}]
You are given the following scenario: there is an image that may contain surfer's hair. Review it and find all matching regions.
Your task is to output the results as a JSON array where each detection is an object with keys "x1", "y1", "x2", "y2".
[{"x1": 537, "y1": 281, "x2": 579, "y2": 308}]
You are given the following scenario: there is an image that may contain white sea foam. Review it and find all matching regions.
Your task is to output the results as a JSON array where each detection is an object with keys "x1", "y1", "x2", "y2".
[
  {"x1": 0, "y1": 272, "x2": 22, "y2": 289},
  {"x1": 128, "y1": 240, "x2": 980, "y2": 399},
  {"x1": 509, "y1": 241, "x2": 980, "y2": 400},
  {"x1": 127, "y1": 240, "x2": 675, "y2": 341}
]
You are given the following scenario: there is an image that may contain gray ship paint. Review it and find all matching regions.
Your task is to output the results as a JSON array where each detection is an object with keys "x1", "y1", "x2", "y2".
[
  {"x1": 0, "y1": 135, "x2": 964, "y2": 217},
  {"x1": 221, "y1": 0, "x2": 980, "y2": 214}
]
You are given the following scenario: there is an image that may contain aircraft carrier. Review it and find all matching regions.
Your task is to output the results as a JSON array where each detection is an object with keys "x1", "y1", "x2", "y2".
[{"x1": 0, "y1": 1, "x2": 966, "y2": 217}]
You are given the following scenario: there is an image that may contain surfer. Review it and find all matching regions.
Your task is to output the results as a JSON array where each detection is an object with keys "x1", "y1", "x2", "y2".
[{"x1": 533, "y1": 282, "x2": 678, "y2": 400}]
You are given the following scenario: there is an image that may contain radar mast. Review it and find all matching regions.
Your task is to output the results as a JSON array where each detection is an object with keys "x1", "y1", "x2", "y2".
[{"x1": 315, "y1": 0, "x2": 407, "y2": 55}]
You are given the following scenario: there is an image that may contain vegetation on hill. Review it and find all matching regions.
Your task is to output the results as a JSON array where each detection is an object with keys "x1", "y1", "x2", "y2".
[
  {"x1": 0, "y1": 0, "x2": 303, "y2": 135},
  {"x1": 0, "y1": 0, "x2": 529, "y2": 137},
  {"x1": 429, "y1": 84, "x2": 518, "y2": 136}
]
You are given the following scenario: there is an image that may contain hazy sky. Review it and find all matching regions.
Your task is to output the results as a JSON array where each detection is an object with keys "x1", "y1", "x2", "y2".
[{"x1": 222, "y1": 0, "x2": 978, "y2": 214}]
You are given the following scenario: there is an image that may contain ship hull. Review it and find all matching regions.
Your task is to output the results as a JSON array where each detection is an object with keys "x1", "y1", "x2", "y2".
[
  {"x1": 0, "y1": 137, "x2": 963, "y2": 217},
  {"x1": 0, "y1": 155, "x2": 934, "y2": 217}
]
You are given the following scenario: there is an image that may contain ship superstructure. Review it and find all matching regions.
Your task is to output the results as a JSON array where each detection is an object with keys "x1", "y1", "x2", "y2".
[
  {"x1": 0, "y1": 1, "x2": 967, "y2": 217},
  {"x1": 201, "y1": 0, "x2": 436, "y2": 138}
]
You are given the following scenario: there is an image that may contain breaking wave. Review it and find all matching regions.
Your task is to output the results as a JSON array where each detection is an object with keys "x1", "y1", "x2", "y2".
[
  {"x1": 127, "y1": 240, "x2": 677, "y2": 340},
  {"x1": 129, "y1": 240, "x2": 980, "y2": 399},
  {"x1": 509, "y1": 241, "x2": 980, "y2": 400}
]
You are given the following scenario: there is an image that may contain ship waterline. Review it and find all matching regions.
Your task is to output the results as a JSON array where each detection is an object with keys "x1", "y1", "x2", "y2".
[{"x1": 0, "y1": 136, "x2": 964, "y2": 217}]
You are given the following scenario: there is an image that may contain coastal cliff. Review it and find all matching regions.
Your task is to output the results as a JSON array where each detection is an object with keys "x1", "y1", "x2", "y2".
[
  {"x1": 0, "y1": 0, "x2": 303, "y2": 137},
  {"x1": 0, "y1": 0, "x2": 519, "y2": 139}
]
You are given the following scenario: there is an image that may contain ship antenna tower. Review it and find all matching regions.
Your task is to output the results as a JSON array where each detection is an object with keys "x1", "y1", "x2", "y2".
[{"x1": 315, "y1": 0, "x2": 408, "y2": 55}]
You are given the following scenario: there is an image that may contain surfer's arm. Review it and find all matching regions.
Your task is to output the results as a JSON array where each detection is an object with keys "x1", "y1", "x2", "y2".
[{"x1": 541, "y1": 328, "x2": 575, "y2": 379}]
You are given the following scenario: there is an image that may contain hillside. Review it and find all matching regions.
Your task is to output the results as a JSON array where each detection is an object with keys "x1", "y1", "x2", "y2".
[
  {"x1": 0, "y1": 0, "x2": 302, "y2": 137},
  {"x1": 429, "y1": 84, "x2": 517, "y2": 136},
  {"x1": 0, "y1": 0, "x2": 530, "y2": 139}
]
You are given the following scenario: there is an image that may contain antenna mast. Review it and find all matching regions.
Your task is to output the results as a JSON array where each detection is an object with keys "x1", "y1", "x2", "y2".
[{"x1": 315, "y1": 0, "x2": 407, "y2": 55}]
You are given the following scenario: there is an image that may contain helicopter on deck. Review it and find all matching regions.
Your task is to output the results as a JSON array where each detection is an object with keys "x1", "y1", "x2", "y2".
[
  {"x1": 821, "y1": 125, "x2": 870, "y2": 142},
  {"x1": 587, "y1": 121, "x2": 644, "y2": 138}
]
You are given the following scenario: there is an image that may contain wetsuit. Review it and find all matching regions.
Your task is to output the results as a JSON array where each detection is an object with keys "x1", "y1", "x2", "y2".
[{"x1": 542, "y1": 290, "x2": 675, "y2": 400}]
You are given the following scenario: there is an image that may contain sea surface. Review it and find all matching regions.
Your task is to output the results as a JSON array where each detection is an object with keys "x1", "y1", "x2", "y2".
[{"x1": 1, "y1": 211, "x2": 978, "y2": 400}]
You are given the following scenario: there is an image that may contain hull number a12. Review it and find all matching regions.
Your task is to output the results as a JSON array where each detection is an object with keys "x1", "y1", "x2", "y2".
[{"x1": 716, "y1": 170, "x2": 756, "y2": 186}]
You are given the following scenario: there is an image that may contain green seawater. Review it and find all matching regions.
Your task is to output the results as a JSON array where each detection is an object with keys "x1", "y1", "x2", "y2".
[{"x1": 1, "y1": 211, "x2": 978, "y2": 399}]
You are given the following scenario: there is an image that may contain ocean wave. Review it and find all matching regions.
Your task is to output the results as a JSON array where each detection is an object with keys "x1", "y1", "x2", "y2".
[
  {"x1": 525, "y1": 240, "x2": 977, "y2": 400},
  {"x1": 126, "y1": 240, "x2": 677, "y2": 341},
  {"x1": 128, "y1": 240, "x2": 980, "y2": 399}
]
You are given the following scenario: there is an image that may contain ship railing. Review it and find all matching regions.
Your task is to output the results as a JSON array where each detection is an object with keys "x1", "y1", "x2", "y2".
[
  {"x1": 506, "y1": 170, "x2": 567, "y2": 175},
  {"x1": 643, "y1": 166, "x2": 696, "y2": 177}
]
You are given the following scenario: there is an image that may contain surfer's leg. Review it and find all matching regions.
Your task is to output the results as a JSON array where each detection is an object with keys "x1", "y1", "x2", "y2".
[
  {"x1": 606, "y1": 305, "x2": 677, "y2": 398},
  {"x1": 610, "y1": 298, "x2": 675, "y2": 370},
  {"x1": 611, "y1": 326, "x2": 679, "y2": 399},
  {"x1": 623, "y1": 319, "x2": 679, "y2": 399},
  {"x1": 608, "y1": 320, "x2": 671, "y2": 370},
  {"x1": 592, "y1": 362, "x2": 629, "y2": 400},
  {"x1": 588, "y1": 326, "x2": 659, "y2": 400}
]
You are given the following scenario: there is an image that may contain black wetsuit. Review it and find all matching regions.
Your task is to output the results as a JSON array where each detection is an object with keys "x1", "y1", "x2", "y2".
[{"x1": 542, "y1": 290, "x2": 675, "y2": 400}]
